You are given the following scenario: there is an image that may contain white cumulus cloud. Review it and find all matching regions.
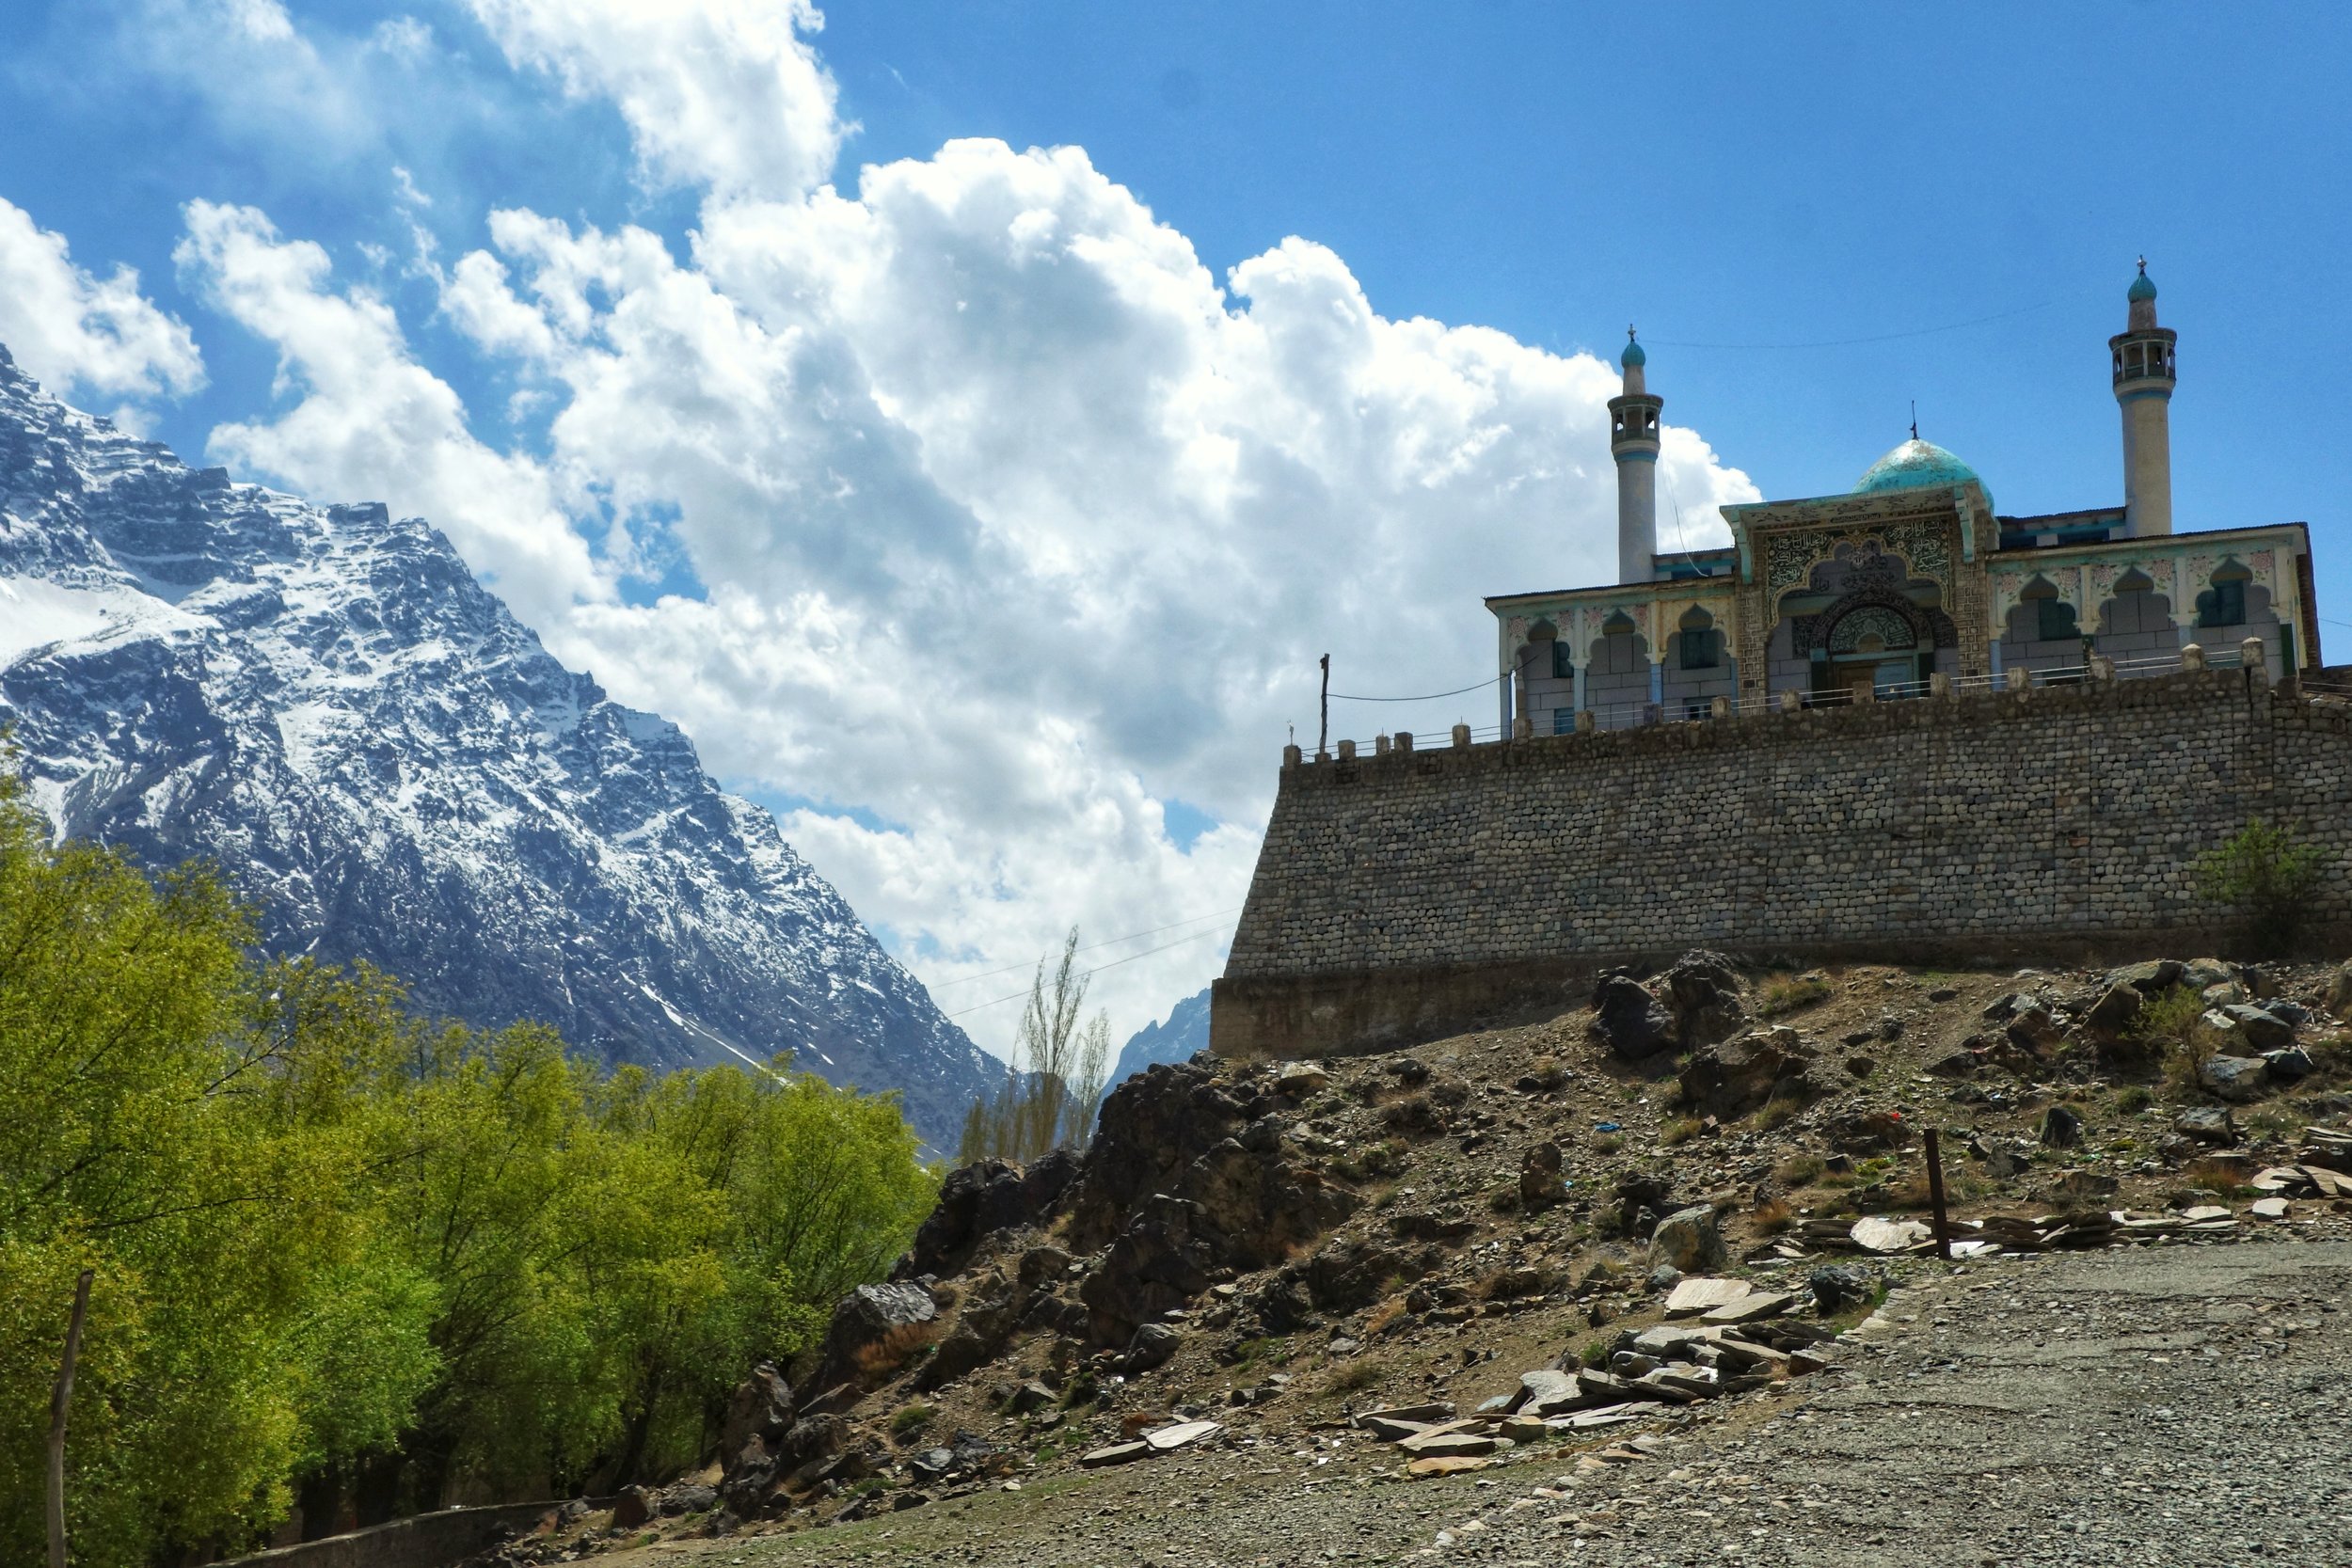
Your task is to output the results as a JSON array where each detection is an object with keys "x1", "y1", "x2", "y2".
[
  {"x1": 0, "y1": 198, "x2": 204, "y2": 418},
  {"x1": 172, "y1": 199, "x2": 606, "y2": 623},
  {"x1": 464, "y1": 0, "x2": 847, "y2": 200}
]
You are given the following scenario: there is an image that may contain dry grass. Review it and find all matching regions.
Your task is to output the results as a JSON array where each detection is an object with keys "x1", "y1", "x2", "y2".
[
  {"x1": 1758, "y1": 974, "x2": 1833, "y2": 1018},
  {"x1": 1362, "y1": 1294, "x2": 1408, "y2": 1338},
  {"x1": 1318, "y1": 1357, "x2": 1388, "y2": 1399},
  {"x1": 1773, "y1": 1152, "x2": 1827, "y2": 1186},
  {"x1": 1751, "y1": 1196, "x2": 1793, "y2": 1234},
  {"x1": 1660, "y1": 1116, "x2": 1705, "y2": 1148}
]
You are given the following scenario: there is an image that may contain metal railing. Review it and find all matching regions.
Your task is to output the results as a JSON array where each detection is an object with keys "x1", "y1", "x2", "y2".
[{"x1": 1298, "y1": 640, "x2": 2297, "y2": 762}]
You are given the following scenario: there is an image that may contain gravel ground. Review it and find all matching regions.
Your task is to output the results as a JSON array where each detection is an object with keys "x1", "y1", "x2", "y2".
[{"x1": 611, "y1": 1232, "x2": 2352, "y2": 1568}]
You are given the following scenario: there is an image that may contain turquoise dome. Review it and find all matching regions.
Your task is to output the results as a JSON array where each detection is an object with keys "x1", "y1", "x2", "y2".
[
  {"x1": 2128, "y1": 264, "x2": 2157, "y2": 303},
  {"x1": 1854, "y1": 437, "x2": 1979, "y2": 495},
  {"x1": 1620, "y1": 336, "x2": 1646, "y2": 369}
]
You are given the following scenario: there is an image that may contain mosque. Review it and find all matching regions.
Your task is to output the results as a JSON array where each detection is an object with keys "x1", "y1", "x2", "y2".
[{"x1": 1487, "y1": 264, "x2": 2323, "y2": 731}]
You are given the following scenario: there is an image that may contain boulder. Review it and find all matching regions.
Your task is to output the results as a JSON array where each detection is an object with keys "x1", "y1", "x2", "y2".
[
  {"x1": 1123, "y1": 1322, "x2": 1182, "y2": 1374},
  {"x1": 2039, "y1": 1105, "x2": 2083, "y2": 1148},
  {"x1": 612, "y1": 1487, "x2": 653, "y2": 1530},
  {"x1": 2111, "y1": 959, "x2": 2186, "y2": 993},
  {"x1": 2083, "y1": 981, "x2": 2145, "y2": 1040},
  {"x1": 2263, "y1": 1047, "x2": 2314, "y2": 1082},
  {"x1": 2200, "y1": 1054, "x2": 2272, "y2": 1102},
  {"x1": 1272, "y1": 1061, "x2": 1331, "y2": 1097},
  {"x1": 805, "y1": 1283, "x2": 941, "y2": 1395},
  {"x1": 1079, "y1": 1195, "x2": 1224, "y2": 1346},
  {"x1": 896, "y1": 1160, "x2": 1033, "y2": 1280},
  {"x1": 1649, "y1": 1206, "x2": 1726, "y2": 1274},
  {"x1": 2173, "y1": 1105, "x2": 2238, "y2": 1148},
  {"x1": 1677, "y1": 1027, "x2": 1821, "y2": 1119},
  {"x1": 2223, "y1": 1005, "x2": 2296, "y2": 1053},
  {"x1": 2328, "y1": 961, "x2": 2352, "y2": 1019},
  {"x1": 1591, "y1": 974, "x2": 1674, "y2": 1061},
  {"x1": 1518, "y1": 1142, "x2": 1565, "y2": 1211},
  {"x1": 1063, "y1": 1062, "x2": 1249, "y2": 1252},
  {"x1": 1825, "y1": 1110, "x2": 1912, "y2": 1154},
  {"x1": 2005, "y1": 1005, "x2": 2069, "y2": 1056},
  {"x1": 718, "y1": 1362, "x2": 794, "y2": 1474},
  {"x1": 1808, "y1": 1263, "x2": 1883, "y2": 1313},
  {"x1": 1659, "y1": 950, "x2": 1747, "y2": 1049}
]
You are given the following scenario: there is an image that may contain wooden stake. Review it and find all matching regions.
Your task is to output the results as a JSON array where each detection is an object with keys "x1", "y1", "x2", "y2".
[
  {"x1": 49, "y1": 1269, "x2": 93, "y2": 1568},
  {"x1": 1317, "y1": 654, "x2": 1330, "y2": 759},
  {"x1": 1923, "y1": 1129, "x2": 1952, "y2": 1261}
]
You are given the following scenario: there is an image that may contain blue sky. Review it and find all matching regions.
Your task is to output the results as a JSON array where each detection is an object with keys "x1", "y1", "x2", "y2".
[{"x1": 1, "y1": 2, "x2": 2345, "y2": 1049}]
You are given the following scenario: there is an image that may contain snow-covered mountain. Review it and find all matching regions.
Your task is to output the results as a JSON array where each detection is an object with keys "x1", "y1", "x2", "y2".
[
  {"x1": 1107, "y1": 987, "x2": 1211, "y2": 1088},
  {"x1": 0, "y1": 345, "x2": 996, "y2": 1148}
]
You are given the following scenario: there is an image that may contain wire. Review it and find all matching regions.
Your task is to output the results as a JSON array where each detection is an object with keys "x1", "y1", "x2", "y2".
[
  {"x1": 1329, "y1": 668, "x2": 1509, "y2": 702},
  {"x1": 924, "y1": 906, "x2": 1246, "y2": 989},
  {"x1": 944, "y1": 924, "x2": 1233, "y2": 1019},
  {"x1": 1646, "y1": 300, "x2": 2052, "y2": 352}
]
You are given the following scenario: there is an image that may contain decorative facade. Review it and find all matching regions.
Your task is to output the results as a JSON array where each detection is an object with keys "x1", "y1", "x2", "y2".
[{"x1": 1486, "y1": 265, "x2": 2321, "y2": 734}]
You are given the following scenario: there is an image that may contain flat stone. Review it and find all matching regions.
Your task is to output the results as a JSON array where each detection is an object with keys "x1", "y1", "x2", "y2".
[
  {"x1": 1703, "y1": 1291, "x2": 1797, "y2": 1324},
  {"x1": 2178, "y1": 1205, "x2": 2232, "y2": 1223},
  {"x1": 1398, "y1": 1430, "x2": 1499, "y2": 1457},
  {"x1": 1143, "y1": 1419, "x2": 1221, "y2": 1452},
  {"x1": 1662, "y1": 1276, "x2": 1753, "y2": 1318},
  {"x1": 1355, "y1": 1402, "x2": 1455, "y2": 1429},
  {"x1": 1406, "y1": 1455, "x2": 1494, "y2": 1478},
  {"x1": 1629, "y1": 1325, "x2": 1700, "y2": 1357},
  {"x1": 1508, "y1": 1370, "x2": 1579, "y2": 1413},
  {"x1": 2249, "y1": 1196, "x2": 2291, "y2": 1220},
  {"x1": 1079, "y1": 1441, "x2": 1151, "y2": 1467},
  {"x1": 1787, "y1": 1348, "x2": 1837, "y2": 1374},
  {"x1": 1357, "y1": 1415, "x2": 1437, "y2": 1443},
  {"x1": 1851, "y1": 1216, "x2": 1931, "y2": 1253}
]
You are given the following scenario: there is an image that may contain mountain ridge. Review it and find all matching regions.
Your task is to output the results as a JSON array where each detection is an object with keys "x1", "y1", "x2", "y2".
[{"x1": 0, "y1": 343, "x2": 996, "y2": 1147}]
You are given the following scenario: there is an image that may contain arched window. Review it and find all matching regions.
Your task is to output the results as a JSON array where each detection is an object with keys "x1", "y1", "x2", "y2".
[
  {"x1": 2019, "y1": 576, "x2": 2079, "y2": 641},
  {"x1": 1677, "y1": 605, "x2": 1720, "y2": 670},
  {"x1": 2197, "y1": 561, "x2": 2251, "y2": 628}
]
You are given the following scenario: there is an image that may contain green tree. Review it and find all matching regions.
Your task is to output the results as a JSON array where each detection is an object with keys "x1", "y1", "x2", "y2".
[
  {"x1": 2196, "y1": 817, "x2": 2327, "y2": 956},
  {"x1": 958, "y1": 929, "x2": 1114, "y2": 1164}
]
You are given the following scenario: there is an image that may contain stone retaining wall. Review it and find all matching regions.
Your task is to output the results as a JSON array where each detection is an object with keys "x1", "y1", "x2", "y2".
[
  {"x1": 1213, "y1": 669, "x2": 2352, "y2": 1058},
  {"x1": 213, "y1": 1501, "x2": 575, "y2": 1568}
]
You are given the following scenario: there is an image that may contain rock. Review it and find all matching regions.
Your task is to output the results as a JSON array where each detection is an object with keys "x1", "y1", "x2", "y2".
[
  {"x1": 1063, "y1": 1062, "x2": 1249, "y2": 1252},
  {"x1": 1359, "y1": 1414, "x2": 1438, "y2": 1441},
  {"x1": 1843, "y1": 1054, "x2": 1877, "y2": 1079},
  {"x1": 2223, "y1": 1005, "x2": 2296, "y2": 1052},
  {"x1": 2111, "y1": 959, "x2": 2186, "y2": 993},
  {"x1": 1144, "y1": 1418, "x2": 1221, "y2": 1452},
  {"x1": 1980, "y1": 992, "x2": 2027, "y2": 1023},
  {"x1": 1356, "y1": 1402, "x2": 1454, "y2": 1429},
  {"x1": 1518, "y1": 1141, "x2": 1565, "y2": 1210},
  {"x1": 1649, "y1": 1207, "x2": 1726, "y2": 1274},
  {"x1": 2249, "y1": 1196, "x2": 2291, "y2": 1220},
  {"x1": 661, "y1": 1483, "x2": 718, "y2": 1516},
  {"x1": 1787, "y1": 1347, "x2": 1837, "y2": 1374},
  {"x1": 1406, "y1": 1455, "x2": 1496, "y2": 1477},
  {"x1": 1509, "y1": 1370, "x2": 1582, "y2": 1415},
  {"x1": 1851, "y1": 1216, "x2": 1931, "y2": 1254},
  {"x1": 1592, "y1": 974, "x2": 1675, "y2": 1061},
  {"x1": 2263, "y1": 1047, "x2": 2314, "y2": 1082},
  {"x1": 1123, "y1": 1322, "x2": 1182, "y2": 1373},
  {"x1": 805, "y1": 1283, "x2": 941, "y2": 1394},
  {"x1": 1398, "y1": 1430, "x2": 1498, "y2": 1457},
  {"x1": 2200, "y1": 1054, "x2": 2273, "y2": 1102},
  {"x1": 2039, "y1": 1105, "x2": 2083, "y2": 1148},
  {"x1": 1809, "y1": 1263, "x2": 1882, "y2": 1313},
  {"x1": 2327, "y1": 961, "x2": 2352, "y2": 1018},
  {"x1": 2051, "y1": 1170, "x2": 2120, "y2": 1202},
  {"x1": 2084, "y1": 981, "x2": 2146, "y2": 1040},
  {"x1": 612, "y1": 1487, "x2": 652, "y2": 1530},
  {"x1": 1925, "y1": 1048, "x2": 1982, "y2": 1078},
  {"x1": 2182, "y1": 958, "x2": 2233, "y2": 989},
  {"x1": 1273, "y1": 1061, "x2": 1330, "y2": 1096},
  {"x1": 2173, "y1": 1106, "x2": 2238, "y2": 1147},
  {"x1": 1659, "y1": 950, "x2": 1747, "y2": 1049},
  {"x1": 1662, "y1": 1277, "x2": 1751, "y2": 1318},
  {"x1": 1079, "y1": 1441, "x2": 1151, "y2": 1467},
  {"x1": 2006, "y1": 1005, "x2": 2068, "y2": 1055},
  {"x1": 1825, "y1": 1110, "x2": 1912, "y2": 1154},
  {"x1": 719, "y1": 1362, "x2": 794, "y2": 1474},
  {"x1": 1705, "y1": 1291, "x2": 1796, "y2": 1325},
  {"x1": 1677, "y1": 1027, "x2": 1821, "y2": 1118},
  {"x1": 1645, "y1": 1263, "x2": 1683, "y2": 1293},
  {"x1": 1007, "y1": 1379, "x2": 1054, "y2": 1415},
  {"x1": 1977, "y1": 1138, "x2": 2034, "y2": 1180}
]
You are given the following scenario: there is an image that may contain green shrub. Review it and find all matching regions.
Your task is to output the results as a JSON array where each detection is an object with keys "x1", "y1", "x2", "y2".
[
  {"x1": 2196, "y1": 818, "x2": 2326, "y2": 957},
  {"x1": 1578, "y1": 1338, "x2": 1612, "y2": 1370},
  {"x1": 1758, "y1": 974, "x2": 1832, "y2": 1017},
  {"x1": 890, "y1": 1402, "x2": 934, "y2": 1440}
]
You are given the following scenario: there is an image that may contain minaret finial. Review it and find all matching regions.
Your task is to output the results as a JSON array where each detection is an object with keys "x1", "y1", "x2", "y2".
[
  {"x1": 1909, "y1": 400, "x2": 1918, "y2": 442},
  {"x1": 1628, "y1": 324, "x2": 1637, "y2": 342},
  {"x1": 2137, "y1": 254, "x2": 2147, "y2": 275}
]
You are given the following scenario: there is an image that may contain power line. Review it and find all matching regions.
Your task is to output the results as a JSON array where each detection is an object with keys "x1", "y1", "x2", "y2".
[
  {"x1": 1646, "y1": 300, "x2": 2052, "y2": 352},
  {"x1": 944, "y1": 924, "x2": 1233, "y2": 1019},
  {"x1": 925, "y1": 906, "x2": 1245, "y2": 989},
  {"x1": 1329, "y1": 668, "x2": 1510, "y2": 703}
]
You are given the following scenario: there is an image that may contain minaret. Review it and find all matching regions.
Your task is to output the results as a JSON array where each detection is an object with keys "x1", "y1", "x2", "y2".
[
  {"x1": 2110, "y1": 258, "x2": 2176, "y2": 536},
  {"x1": 1609, "y1": 327, "x2": 1661, "y2": 583}
]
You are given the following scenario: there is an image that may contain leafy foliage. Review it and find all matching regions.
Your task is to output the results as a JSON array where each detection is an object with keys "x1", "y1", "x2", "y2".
[
  {"x1": 0, "y1": 754, "x2": 935, "y2": 1565},
  {"x1": 2195, "y1": 817, "x2": 2326, "y2": 956}
]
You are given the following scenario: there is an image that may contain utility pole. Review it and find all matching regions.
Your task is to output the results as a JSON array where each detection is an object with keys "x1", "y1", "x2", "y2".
[
  {"x1": 49, "y1": 1269, "x2": 92, "y2": 1568},
  {"x1": 1317, "y1": 655, "x2": 1330, "y2": 759}
]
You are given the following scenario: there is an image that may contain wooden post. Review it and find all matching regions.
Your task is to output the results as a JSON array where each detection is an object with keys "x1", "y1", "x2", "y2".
[
  {"x1": 49, "y1": 1269, "x2": 93, "y2": 1568},
  {"x1": 1317, "y1": 654, "x2": 1330, "y2": 759},
  {"x1": 1922, "y1": 1130, "x2": 1952, "y2": 1261}
]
